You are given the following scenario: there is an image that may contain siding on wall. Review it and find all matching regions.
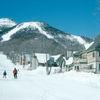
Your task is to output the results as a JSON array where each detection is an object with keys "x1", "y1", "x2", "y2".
[{"x1": 87, "y1": 51, "x2": 96, "y2": 63}]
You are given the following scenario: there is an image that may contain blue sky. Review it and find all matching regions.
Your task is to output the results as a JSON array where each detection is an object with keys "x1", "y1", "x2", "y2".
[{"x1": 0, "y1": 0, "x2": 99, "y2": 37}]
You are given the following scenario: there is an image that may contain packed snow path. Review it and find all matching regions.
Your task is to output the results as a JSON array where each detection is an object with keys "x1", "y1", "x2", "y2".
[{"x1": 0, "y1": 67, "x2": 100, "y2": 100}]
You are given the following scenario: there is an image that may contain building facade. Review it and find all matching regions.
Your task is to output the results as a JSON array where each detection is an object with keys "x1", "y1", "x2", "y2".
[{"x1": 73, "y1": 42, "x2": 100, "y2": 73}]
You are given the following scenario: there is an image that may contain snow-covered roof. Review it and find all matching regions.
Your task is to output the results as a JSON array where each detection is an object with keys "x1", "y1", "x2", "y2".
[
  {"x1": 22, "y1": 53, "x2": 61, "y2": 64},
  {"x1": 51, "y1": 54, "x2": 61, "y2": 62},
  {"x1": 87, "y1": 42, "x2": 100, "y2": 52},
  {"x1": 35, "y1": 53, "x2": 50, "y2": 63},
  {"x1": 63, "y1": 57, "x2": 73, "y2": 65},
  {"x1": 85, "y1": 42, "x2": 94, "y2": 50}
]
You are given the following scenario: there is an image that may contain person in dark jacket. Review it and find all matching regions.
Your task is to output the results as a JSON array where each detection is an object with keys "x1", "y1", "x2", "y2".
[
  {"x1": 3, "y1": 70, "x2": 7, "y2": 78},
  {"x1": 13, "y1": 68, "x2": 18, "y2": 79}
]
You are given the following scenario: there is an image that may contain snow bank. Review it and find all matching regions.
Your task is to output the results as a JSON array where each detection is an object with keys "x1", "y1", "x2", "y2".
[
  {"x1": 0, "y1": 66, "x2": 100, "y2": 100},
  {"x1": 0, "y1": 52, "x2": 14, "y2": 68}
]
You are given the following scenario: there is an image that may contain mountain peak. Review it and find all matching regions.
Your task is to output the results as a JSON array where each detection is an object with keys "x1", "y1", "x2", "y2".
[
  {"x1": 17, "y1": 21, "x2": 45, "y2": 28},
  {"x1": 0, "y1": 18, "x2": 16, "y2": 27}
]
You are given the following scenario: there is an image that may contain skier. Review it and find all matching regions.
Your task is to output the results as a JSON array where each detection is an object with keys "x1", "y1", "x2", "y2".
[
  {"x1": 13, "y1": 68, "x2": 18, "y2": 79},
  {"x1": 3, "y1": 70, "x2": 7, "y2": 78}
]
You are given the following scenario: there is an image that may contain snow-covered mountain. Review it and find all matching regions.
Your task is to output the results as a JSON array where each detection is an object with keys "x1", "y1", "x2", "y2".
[
  {"x1": 1, "y1": 22, "x2": 53, "y2": 41},
  {"x1": 0, "y1": 18, "x2": 16, "y2": 28},
  {"x1": 0, "y1": 18, "x2": 16, "y2": 39},
  {"x1": 0, "y1": 18, "x2": 93, "y2": 55}
]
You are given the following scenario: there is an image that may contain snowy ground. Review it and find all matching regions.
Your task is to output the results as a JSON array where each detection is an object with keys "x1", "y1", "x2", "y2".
[
  {"x1": 0, "y1": 53, "x2": 100, "y2": 100},
  {"x1": 0, "y1": 67, "x2": 100, "y2": 100}
]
